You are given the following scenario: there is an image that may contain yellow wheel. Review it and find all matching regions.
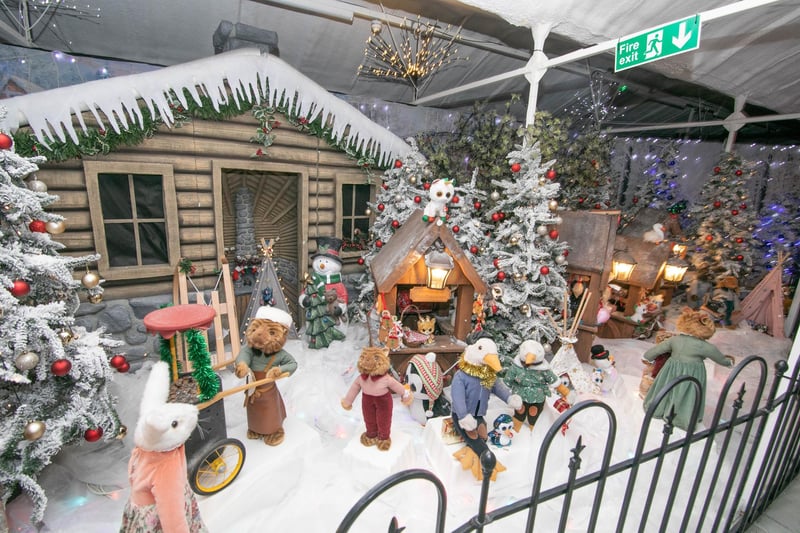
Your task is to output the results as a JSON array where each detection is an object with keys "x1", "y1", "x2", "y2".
[{"x1": 189, "y1": 438, "x2": 246, "y2": 495}]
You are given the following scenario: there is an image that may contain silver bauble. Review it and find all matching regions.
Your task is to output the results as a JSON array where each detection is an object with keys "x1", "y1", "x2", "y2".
[
  {"x1": 27, "y1": 176, "x2": 48, "y2": 193},
  {"x1": 490, "y1": 191, "x2": 500, "y2": 201},
  {"x1": 15, "y1": 351, "x2": 39, "y2": 371},
  {"x1": 537, "y1": 225, "x2": 548, "y2": 236}
]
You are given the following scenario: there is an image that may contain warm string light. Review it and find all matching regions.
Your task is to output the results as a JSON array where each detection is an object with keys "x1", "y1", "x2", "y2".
[{"x1": 357, "y1": 17, "x2": 468, "y2": 99}]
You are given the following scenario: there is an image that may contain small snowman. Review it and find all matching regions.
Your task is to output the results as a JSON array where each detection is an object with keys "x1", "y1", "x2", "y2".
[
  {"x1": 590, "y1": 344, "x2": 619, "y2": 394},
  {"x1": 422, "y1": 178, "x2": 454, "y2": 226}
]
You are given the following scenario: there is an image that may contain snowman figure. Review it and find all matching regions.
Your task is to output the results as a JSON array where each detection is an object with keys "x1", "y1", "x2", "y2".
[
  {"x1": 590, "y1": 344, "x2": 619, "y2": 394},
  {"x1": 488, "y1": 414, "x2": 515, "y2": 448},
  {"x1": 422, "y1": 178, "x2": 454, "y2": 226},
  {"x1": 299, "y1": 236, "x2": 347, "y2": 348}
]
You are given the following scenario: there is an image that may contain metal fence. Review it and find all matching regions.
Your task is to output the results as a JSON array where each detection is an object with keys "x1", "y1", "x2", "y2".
[{"x1": 337, "y1": 354, "x2": 800, "y2": 532}]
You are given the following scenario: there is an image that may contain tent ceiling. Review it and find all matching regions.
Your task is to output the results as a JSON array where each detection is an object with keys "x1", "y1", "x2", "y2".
[{"x1": 0, "y1": 0, "x2": 798, "y2": 143}]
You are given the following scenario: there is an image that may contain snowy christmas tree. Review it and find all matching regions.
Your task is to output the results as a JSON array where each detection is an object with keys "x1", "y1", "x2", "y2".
[
  {"x1": 686, "y1": 152, "x2": 760, "y2": 281},
  {"x1": 623, "y1": 141, "x2": 686, "y2": 224},
  {"x1": 476, "y1": 137, "x2": 569, "y2": 355},
  {"x1": 0, "y1": 124, "x2": 122, "y2": 524},
  {"x1": 753, "y1": 194, "x2": 800, "y2": 285}
]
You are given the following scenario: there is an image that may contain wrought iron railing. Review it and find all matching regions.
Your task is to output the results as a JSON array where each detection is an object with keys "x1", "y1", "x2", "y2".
[{"x1": 336, "y1": 355, "x2": 799, "y2": 532}]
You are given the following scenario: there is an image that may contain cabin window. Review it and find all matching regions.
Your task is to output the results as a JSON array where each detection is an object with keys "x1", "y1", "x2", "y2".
[
  {"x1": 337, "y1": 175, "x2": 374, "y2": 256},
  {"x1": 84, "y1": 161, "x2": 180, "y2": 280}
]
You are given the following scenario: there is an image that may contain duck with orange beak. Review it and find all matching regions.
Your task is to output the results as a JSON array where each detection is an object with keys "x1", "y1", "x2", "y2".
[{"x1": 450, "y1": 332, "x2": 522, "y2": 481}]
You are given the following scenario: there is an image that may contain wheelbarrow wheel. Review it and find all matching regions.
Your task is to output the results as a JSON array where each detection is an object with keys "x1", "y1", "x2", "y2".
[{"x1": 188, "y1": 438, "x2": 246, "y2": 495}]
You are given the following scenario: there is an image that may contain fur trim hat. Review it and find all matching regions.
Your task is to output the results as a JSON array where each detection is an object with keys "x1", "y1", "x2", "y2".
[
  {"x1": 254, "y1": 306, "x2": 293, "y2": 328},
  {"x1": 677, "y1": 307, "x2": 716, "y2": 340}
]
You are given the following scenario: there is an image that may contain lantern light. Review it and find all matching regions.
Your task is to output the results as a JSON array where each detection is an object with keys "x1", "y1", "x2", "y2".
[
  {"x1": 663, "y1": 256, "x2": 689, "y2": 284},
  {"x1": 611, "y1": 249, "x2": 637, "y2": 282},
  {"x1": 425, "y1": 250, "x2": 454, "y2": 290}
]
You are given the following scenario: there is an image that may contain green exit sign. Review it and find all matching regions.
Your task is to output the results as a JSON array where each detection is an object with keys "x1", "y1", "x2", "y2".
[{"x1": 615, "y1": 15, "x2": 701, "y2": 72}]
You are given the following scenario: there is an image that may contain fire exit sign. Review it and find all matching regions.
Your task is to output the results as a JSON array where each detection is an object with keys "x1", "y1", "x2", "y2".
[{"x1": 615, "y1": 15, "x2": 701, "y2": 72}]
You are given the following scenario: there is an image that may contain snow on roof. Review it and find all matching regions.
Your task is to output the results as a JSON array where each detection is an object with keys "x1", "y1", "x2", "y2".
[{"x1": 0, "y1": 48, "x2": 411, "y2": 166}]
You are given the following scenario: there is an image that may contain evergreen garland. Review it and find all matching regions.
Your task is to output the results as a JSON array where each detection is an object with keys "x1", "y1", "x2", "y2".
[{"x1": 185, "y1": 329, "x2": 219, "y2": 402}]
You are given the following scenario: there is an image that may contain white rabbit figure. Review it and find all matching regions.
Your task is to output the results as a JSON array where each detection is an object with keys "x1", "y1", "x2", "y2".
[
  {"x1": 422, "y1": 178, "x2": 454, "y2": 226},
  {"x1": 630, "y1": 302, "x2": 649, "y2": 323},
  {"x1": 643, "y1": 223, "x2": 666, "y2": 244},
  {"x1": 120, "y1": 361, "x2": 208, "y2": 532}
]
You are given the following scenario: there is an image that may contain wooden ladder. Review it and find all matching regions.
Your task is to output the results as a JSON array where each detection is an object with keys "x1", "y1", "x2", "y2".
[{"x1": 172, "y1": 259, "x2": 241, "y2": 370}]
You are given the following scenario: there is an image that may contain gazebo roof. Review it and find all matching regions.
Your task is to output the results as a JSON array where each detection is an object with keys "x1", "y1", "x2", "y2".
[{"x1": 370, "y1": 209, "x2": 487, "y2": 295}]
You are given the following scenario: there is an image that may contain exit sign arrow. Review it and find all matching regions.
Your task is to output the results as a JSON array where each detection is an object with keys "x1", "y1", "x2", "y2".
[{"x1": 615, "y1": 15, "x2": 701, "y2": 72}]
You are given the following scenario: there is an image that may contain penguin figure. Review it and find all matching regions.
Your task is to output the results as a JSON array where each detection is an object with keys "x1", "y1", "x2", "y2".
[{"x1": 488, "y1": 414, "x2": 514, "y2": 448}]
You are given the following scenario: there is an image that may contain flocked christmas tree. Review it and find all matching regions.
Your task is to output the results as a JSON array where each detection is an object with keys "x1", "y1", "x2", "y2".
[
  {"x1": 475, "y1": 136, "x2": 570, "y2": 355},
  {"x1": 753, "y1": 193, "x2": 800, "y2": 286},
  {"x1": 623, "y1": 140, "x2": 686, "y2": 227},
  {"x1": 0, "y1": 122, "x2": 122, "y2": 524},
  {"x1": 686, "y1": 152, "x2": 760, "y2": 281}
]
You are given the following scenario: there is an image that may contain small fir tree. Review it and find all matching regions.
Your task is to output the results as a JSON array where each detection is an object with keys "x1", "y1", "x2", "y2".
[
  {"x1": 0, "y1": 124, "x2": 121, "y2": 524},
  {"x1": 623, "y1": 140, "x2": 686, "y2": 228},
  {"x1": 753, "y1": 194, "x2": 800, "y2": 286}
]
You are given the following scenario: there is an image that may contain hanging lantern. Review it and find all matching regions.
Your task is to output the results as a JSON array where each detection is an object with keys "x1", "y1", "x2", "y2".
[
  {"x1": 611, "y1": 249, "x2": 637, "y2": 282},
  {"x1": 663, "y1": 256, "x2": 689, "y2": 284},
  {"x1": 424, "y1": 250, "x2": 454, "y2": 290}
]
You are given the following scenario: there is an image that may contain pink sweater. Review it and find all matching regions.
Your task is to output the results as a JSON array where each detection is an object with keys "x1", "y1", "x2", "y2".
[
  {"x1": 344, "y1": 374, "x2": 409, "y2": 404},
  {"x1": 127, "y1": 445, "x2": 191, "y2": 533}
]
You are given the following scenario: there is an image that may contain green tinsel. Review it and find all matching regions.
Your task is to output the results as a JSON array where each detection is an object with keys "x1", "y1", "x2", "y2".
[
  {"x1": 158, "y1": 336, "x2": 180, "y2": 372},
  {"x1": 185, "y1": 329, "x2": 219, "y2": 402}
]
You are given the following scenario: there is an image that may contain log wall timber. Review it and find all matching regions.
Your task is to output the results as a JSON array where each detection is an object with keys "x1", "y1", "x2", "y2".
[{"x1": 33, "y1": 110, "x2": 370, "y2": 305}]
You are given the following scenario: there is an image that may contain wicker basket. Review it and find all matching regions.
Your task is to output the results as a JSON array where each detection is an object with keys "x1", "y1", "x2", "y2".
[{"x1": 400, "y1": 305, "x2": 428, "y2": 347}]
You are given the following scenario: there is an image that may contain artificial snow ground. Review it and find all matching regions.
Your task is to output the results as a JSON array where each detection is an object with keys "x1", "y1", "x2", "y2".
[{"x1": 6, "y1": 304, "x2": 793, "y2": 532}]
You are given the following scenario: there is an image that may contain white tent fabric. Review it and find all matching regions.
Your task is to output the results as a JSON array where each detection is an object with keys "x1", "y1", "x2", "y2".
[{"x1": 739, "y1": 266, "x2": 785, "y2": 338}]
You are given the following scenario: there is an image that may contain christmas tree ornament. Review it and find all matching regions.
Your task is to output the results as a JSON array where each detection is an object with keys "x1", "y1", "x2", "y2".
[
  {"x1": 497, "y1": 271, "x2": 506, "y2": 281},
  {"x1": 546, "y1": 169, "x2": 557, "y2": 180},
  {"x1": 509, "y1": 235, "x2": 519, "y2": 246},
  {"x1": 513, "y1": 272, "x2": 524, "y2": 282},
  {"x1": 394, "y1": 194, "x2": 403, "y2": 203},
  {"x1": 452, "y1": 225, "x2": 460, "y2": 233},
  {"x1": 510, "y1": 162, "x2": 521, "y2": 173},
  {"x1": 27, "y1": 176, "x2": 48, "y2": 193},
  {"x1": 731, "y1": 209, "x2": 739, "y2": 216},
  {"x1": 537, "y1": 225, "x2": 548, "y2": 236},
  {"x1": 375, "y1": 239, "x2": 383, "y2": 248},
  {"x1": 10, "y1": 279, "x2": 30, "y2": 297},
  {"x1": 377, "y1": 203, "x2": 385, "y2": 211},
  {"x1": 391, "y1": 219, "x2": 399, "y2": 228},
  {"x1": 413, "y1": 196, "x2": 421, "y2": 203},
  {"x1": 549, "y1": 229, "x2": 559, "y2": 240},
  {"x1": 705, "y1": 235, "x2": 714, "y2": 241},
  {"x1": 51, "y1": 358, "x2": 72, "y2": 376},
  {"x1": 736, "y1": 254, "x2": 744, "y2": 261},
  {"x1": 713, "y1": 166, "x2": 721, "y2": 174},
  {"x1": 469, "y1": 245, "x2": 479, "y2": 254},
  {"x1": 555, "y1": 255, "x2": 566, "y2": 265},
  {"x1": 490, "y1": 190, "x2": 500, "y2": 201},
  {"x1": 109, "y1": 354, "x2": 127, "y2": 369},
  {"x1": 520, "y1": 303, "x2": 530, "y2": 315},
  {"x1": 116, "y1": 425, "x2": 127, "y2": 439},
  {"x1": 23, "y1": 421, "x2": 46, "y2": 441},
  {"x1": 117, "y1": 361, "x2": 131, "y2": 373},
  {"x1": 491, "y1": 212, "x2": 500, "y2": 222},
  {"x1": 578, "y1": 197, "x2": 585, "y2": 204},
  {"x1": 538, "y1": 178, "x2": 547, "y2": 186},
  {"x1": 422, "y1": 182, "x2": 430, "y2": 190},
  {"x1": 740, "y1": 203, "x2": 747, "y2": 209},
  {"x1": 88, "y1": 293, "x2": 103, "y2": 304},
  {"x1": 735, "y1": 169, "x2": 743, "y2": 176},
  {"x1": 452, "y1": 195, "x2": 459, "y2": 204},
  {"x1": 364, "y1": 207, "x2": 372, "y2": 216},
  {"x1": 394, "y1": 159, "x2": 403, "y2": 168},
  {"x1": 735, "y1": 237, "x2": 744, "y2": 244},
  {"x1": 632, "y1": 197, "x2": 639, "y2": 204},
  {"x1": 58, "y1": 329, "x2": 75, "y2": 344},
  {"x1": 82, "y1": 270, "x2": 101, "y2": 289},
  {"x1": 45, "y1": 220, "x2": 66, "y2": 234},
  {"x1": 0, "y1": 132, "x2": 13, "y2": 151},
  {"x1": 548, "y1": 200, "x2": 558, "y2": 211},
  {"x1": 15, "y1": 351, "x2": 39, "y2": 371},
  {"x1": 540, "y1": 266, "x2": 550, "y2": 275},
  {"x1": 409, "y1": 176, "x2": 417, "y2": 184},
  {"x1": 357, "y1": 257, "x2": 365, "y2": 265},
  {"x1": 594, "y1": 203, "x2": 601, "y2": 209},
  {"x1": 493, "y1": 258, "x2": 500, "y2": 268},
  {"x1": 84, "y1": 427, "x2": 104, "y2": 442},
  {"x1": 28, "y1": 220, "x2": 47, "y2": 233},
  {"x1": 713, "y1": 201, "x2": 722, "y2": 208}
]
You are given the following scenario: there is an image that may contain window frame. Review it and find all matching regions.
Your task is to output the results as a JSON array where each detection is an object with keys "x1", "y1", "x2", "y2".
[
  {"x1": 84, "y1": 161, "x2": 180, "y2": 280},
  {"x1": 335, "y1": 173, "x2": 375, "y2": 259}
]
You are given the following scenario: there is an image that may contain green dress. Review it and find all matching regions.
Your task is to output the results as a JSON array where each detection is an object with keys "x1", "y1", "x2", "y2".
[{"x1": 642, "y1": 334, "x2": 732, "y2": 430}]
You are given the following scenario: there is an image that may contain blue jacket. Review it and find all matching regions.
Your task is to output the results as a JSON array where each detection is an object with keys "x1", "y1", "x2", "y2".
[{"x1": 451, "y1": 370, "x2": 512, "y2": 419}]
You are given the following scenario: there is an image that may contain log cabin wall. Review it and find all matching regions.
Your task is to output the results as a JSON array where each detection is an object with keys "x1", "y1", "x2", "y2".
[{"x1": 33, "y1": 110, "x2": 374, "y2": 332}]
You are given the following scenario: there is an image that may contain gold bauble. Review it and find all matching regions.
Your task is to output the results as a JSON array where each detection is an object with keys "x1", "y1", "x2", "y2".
[
  {"x1": 509, "y1": 236, "x2": 519, "y2": 246},
  {"x1": 14, "y1": 351, "x2": 39, "y2": 371},
  {"x1": 539, "y1": 178, "x2": 547, "y2": 186},
  {"x1": 364, "y1": 207, "x2": 372, "y2": 216},
  {"x1": 548, "y1": 200, "x2": 559, "y2": 211},
  {"x1": 116, "y1": 425, "x2": 128, "y2": 440},
  {"x1": 45, "y1": 220, "x2": 66, "y2": 234},
  {"x1": 520, "y1": 304, "x2": 531, "y2": 315},
  {"x1": 58, "y1": 329, "x2": 74, "y2": 344},
  {"x1": 513, "y1": 272, "x2": 524, "y2": 281},
  {"x1": 408, "y1": 176, "x2": 417, "y2": 184},
  {"x1": 23, "y1": 420, "x2": 46, "y2": 441},
  {"x1": 82, "y1": 271, "x2": 100, "y2": 289},
  {"x1": 88, "y1": 293, "x2": 103, "y2": 304}
]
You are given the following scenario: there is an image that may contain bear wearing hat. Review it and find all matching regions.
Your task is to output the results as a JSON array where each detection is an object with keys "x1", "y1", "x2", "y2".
[
  {"x1": 234, "y1": 306, "x2": 297, "y2": 445},
  {"x1": 299, "y1": 236, "x2": 347, "y2": 348}
]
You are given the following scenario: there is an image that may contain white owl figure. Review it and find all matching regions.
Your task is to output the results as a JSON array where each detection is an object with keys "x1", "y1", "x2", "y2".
[{"x1": 423, "y1": 178, "x2": 454, "y2": 226}]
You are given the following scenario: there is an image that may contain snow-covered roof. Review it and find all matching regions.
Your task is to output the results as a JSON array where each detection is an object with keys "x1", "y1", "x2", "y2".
[{"x1": 0, "y1": 48, "x2": 411, "y2": 166}]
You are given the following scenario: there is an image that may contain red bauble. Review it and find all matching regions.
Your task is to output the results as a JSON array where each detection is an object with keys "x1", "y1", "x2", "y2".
[
  {"x1": 578, "y1": 198, "x2": 585, "y2": 204},
  {"x1": 109, "y1": 354, "x2": 127, "y2": 369},
  {"x1": 84, "y1": 427, "x2": 103, "y2": 442},
  {"x1": 563, "y1": 250, "x2": 569, "y2": 257},
  {"x1": 357, "y1": 257, "x2": 365, "y2": 265},
  {"x1": 473, "y1": 201, "x2": 482, "y2": 210},
  {"x1": 382, "y1": 183, "x2": 389, "y2": 190},
  {"x1": 452, "y1": 225, "x2": 460, "y2": 233},
  {"x1": 499, "y1": 212, "x2": 506, "y2": 220},
  {"x1": 377, "y1": 203, "x2": 385, "y2": 212},
  {"x1": 735, "y1": 237, "x2": 744, "y2": 244},
  {"x1": 493, "y1": 258, "x2": 500, "y2": 268},
  {"x1": 452, "y1": 195, "x2": 459, "y2": 204},
  {"x1": 713, "y1": 201, "x2": 722, "y2": 208},
  {"x1": 497, "y1": 271, "x2": 506, "y2": 281},
  {"x1": 51, "y1": 358, "x2": 72, "y2": 376},
  {"x1": 491, "y1": 304, "x2": 499, "y2": 314},
  {"x1": 413, "y1": 196, "x2": 421, "y2": 204},
  {"x1": 594, "y1": 203, "x2": 601, "y2": 209},
  {"x1": 632, "y1": 197, "x2": 639, "y2": 204},
  {"x1": 375, "y1": 240, "x2": 383, "y2": 248},
  {"x1": 232, "y1": 270, "x2": 240, "y2": 281},
  {"x1": 736, "y1": 254, "x2": 744, "y2": 261},
  {"x1": 0, "y1": 133, "x2": 12, "y2": 150},
  {"x1": 510, "y1": 162, "x2": 521, "y2": 173},
  {"x1": 491, "y1": 212, "x2": 501, "y2": 222},
  {"x1": 423, "y1": 182, "x2": 431, "y2": 190},
  {"x1": 391, "y1": 220, "x2": 400, "y2": 229},
  {"x1": 540, "y1": 266, "x2": 550, "y2": 275},
  {"x1": 735, "y1": 169, "x2": 743, "y2": 176},
  {"x1": 469, "y1": 245, "x2": 479, "y2": 254},
  {"x1": 118, "y1": 362, "x2": 130, "y2": 373},
  {"x1": 740, "y1": 203, "x2": 747, "y2": 210},
  {"x1": 394, "y1": 159, "x2": 403, "y2": 168},
  {"x1": 548, "y1": 229, "x2": 559, "y2": 239},
  {"x1": 28, "y1": 220, "x2": 47, "y2": 233},
  {"x1": 731, "y1": 209, "x2": 739, "y2": 216},
  {"x1": 10, "y1": 279, "x2": 30, "y2": 297},
  {"x1": 705, "y1": 235, "x2": 714, "y2": 241},
  {"x1": 713, "y1": 166, "x2": 721, "y2": 174},
  {"x1": 545, "y1": 169, "x2": 557, "y2": 180}
]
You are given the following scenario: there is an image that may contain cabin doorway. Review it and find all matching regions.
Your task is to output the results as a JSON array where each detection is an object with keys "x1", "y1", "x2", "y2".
[{"x1": 216, "y1": 163, "x2": 306, "y2": 332}]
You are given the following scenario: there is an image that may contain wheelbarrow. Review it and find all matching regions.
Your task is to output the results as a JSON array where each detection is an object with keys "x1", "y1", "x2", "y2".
[{"x1": 143, "y1": 304, "x2": 288, "y2": 496}]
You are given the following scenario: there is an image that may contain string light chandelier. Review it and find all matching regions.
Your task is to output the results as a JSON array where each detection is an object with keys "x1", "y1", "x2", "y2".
[
  {"x1": 0, "y1": 0, "x2": 101, "y2": 46},
  {"x1": 357, "y1": 16, "x2": 468, "y2": 100}
]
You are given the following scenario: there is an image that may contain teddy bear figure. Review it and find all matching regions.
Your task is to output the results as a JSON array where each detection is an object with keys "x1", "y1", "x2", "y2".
[
  {"x1": 341, "y1": 346, "x2": 413, "y2": 450},
  {"x1": 234, "y1": 306, "x2": 298, "y2": 445},
  {"x1": 422, "y1": 178, "x2": 455, "y2": 226},
  {"x1": 299, "y1": 236, "x2": 347, "y2": 348},
  {"x1": 120, "y1": 361, "x2": 208, "y2": 532}
]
